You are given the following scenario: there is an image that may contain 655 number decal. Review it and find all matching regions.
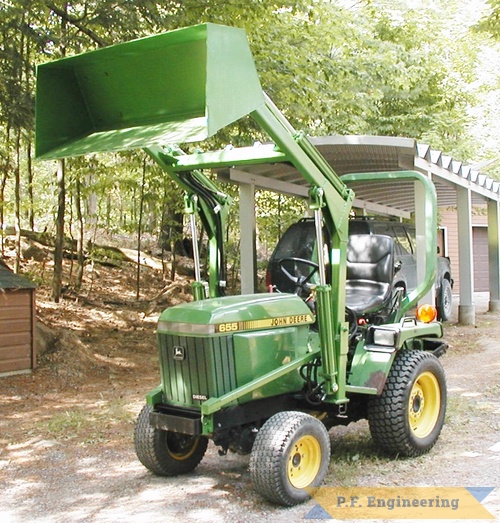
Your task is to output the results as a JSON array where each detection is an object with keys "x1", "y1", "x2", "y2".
[
  {"x1": 215, "y1": 314, "x2": 314, "y2": 334},
  {"x1": 217, "y1": 322, "x2": 239, "y2": 333}
]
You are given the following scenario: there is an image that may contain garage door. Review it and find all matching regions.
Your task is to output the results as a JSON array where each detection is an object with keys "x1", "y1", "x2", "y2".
[{"x1": 473, "y1": 226, "x2": 488, "y2": 291}]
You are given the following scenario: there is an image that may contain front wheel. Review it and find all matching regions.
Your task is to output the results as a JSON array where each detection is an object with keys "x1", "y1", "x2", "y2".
[
  {"x1": 134, "y1": 404, "x2": 208, "y2": 476},
  {"x1": 249, "y1": 411, "x2": 330, "y2": 506},
  {"x1": 368, "y1": 350, "x2": 446, "y2": 457}
]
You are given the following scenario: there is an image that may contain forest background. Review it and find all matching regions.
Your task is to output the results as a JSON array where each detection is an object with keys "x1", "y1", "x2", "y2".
[{"x1": 1, "y1": 0, "x2": 500, "y2": 300}]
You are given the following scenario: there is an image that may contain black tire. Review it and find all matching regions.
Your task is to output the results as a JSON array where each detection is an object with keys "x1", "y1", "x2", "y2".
[
  {"x1": 134, "y1": 405, "x2": 208, "y2": 476},
  {"x1": 437, "y1": 278, "x2": 453, "y2": 321},
  {"x1": 368, "y1": 350, "x2": 446, "y2": 457},
  {"x1": 249, "y1": 411, "x2": 330, "y2": 506}
]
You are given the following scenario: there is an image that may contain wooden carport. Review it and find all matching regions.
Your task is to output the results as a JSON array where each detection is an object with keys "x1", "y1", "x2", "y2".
[{"x1": 218, "y1": 135, "x2": 500, "y2": 325}]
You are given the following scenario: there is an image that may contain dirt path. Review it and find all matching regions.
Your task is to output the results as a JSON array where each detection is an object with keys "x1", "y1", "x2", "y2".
[{"x1": 1, "y1": 297, "x2": 499, "y2": 522}]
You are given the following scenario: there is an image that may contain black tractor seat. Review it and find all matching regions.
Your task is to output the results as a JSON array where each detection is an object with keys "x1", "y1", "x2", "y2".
[{"x1": 345, "y1": 234, "x2": 395, "y2": 316}]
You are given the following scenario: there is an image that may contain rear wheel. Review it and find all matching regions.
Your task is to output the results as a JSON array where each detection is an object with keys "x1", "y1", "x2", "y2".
[
  {"x1": 368, "y1": 350, "x2": 446, "y2": 457},
  {"x1": 134, "y1": 404, "x2": 208, "y2": 476},
  {"x1": 437, "y1": 279, "x2": 453, "y2": 321},
  {"x1": 249, "y1": 411, "x2": 330, "y2": 506}
]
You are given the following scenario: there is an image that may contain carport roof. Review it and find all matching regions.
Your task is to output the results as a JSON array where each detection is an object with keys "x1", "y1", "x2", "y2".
[{"x1": 219, "y1": 135, "x2": 499, "y2": 218}]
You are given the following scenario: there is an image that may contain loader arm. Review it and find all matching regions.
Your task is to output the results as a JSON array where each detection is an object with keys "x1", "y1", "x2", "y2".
[
  {"x1": 140, "y1": 94, "x2": 355, "y2": 399},
  {"x1": 38, "y1": 22, "x2": 448, "y2": 404},
  {"x1": 144, "y1": 145, "x2": 232, "y2": 298}
]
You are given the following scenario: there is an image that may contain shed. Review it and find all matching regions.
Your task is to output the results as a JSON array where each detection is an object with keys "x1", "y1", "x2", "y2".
[{"x1": 0, "y1": 263, "x2": 37, "y2": 376}]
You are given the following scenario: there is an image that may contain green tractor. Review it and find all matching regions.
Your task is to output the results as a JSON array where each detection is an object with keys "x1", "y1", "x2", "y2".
[{"x1": 36, "y1": 24, "x2": 447, "y2": 506}]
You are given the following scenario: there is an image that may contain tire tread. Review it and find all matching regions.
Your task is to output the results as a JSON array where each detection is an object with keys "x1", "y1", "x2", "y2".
[
  {"x1": 250, "y1": 411, "x2": 330, "y2": 506},
  {"x1": 368, "y1": 350, "x2": 446, "y2": 457},
  {"x1": 134, "y1": 404, "x2": 207, "y2": 476}
]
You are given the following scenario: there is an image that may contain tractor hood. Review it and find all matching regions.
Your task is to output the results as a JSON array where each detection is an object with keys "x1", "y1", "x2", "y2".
[{"x1": 157, "y1": 293, "x2": 315, "y2": 336}]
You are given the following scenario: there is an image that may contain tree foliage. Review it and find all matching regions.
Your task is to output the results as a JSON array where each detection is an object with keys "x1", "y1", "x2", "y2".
[
  {"x1": 477, "y1": 0, "x2": 500, "y2": 38},
  {"x1": 0, "y1": 0, "x2": 499, "y2": 292}
]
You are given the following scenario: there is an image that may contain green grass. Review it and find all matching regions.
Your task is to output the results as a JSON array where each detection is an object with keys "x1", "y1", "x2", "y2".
[
  {"x1": 46, "y1": 410, "x2": 88, "y2": 438},
  {"x1": 43, "y1": 399, "x2": 135, "y2": 444}
]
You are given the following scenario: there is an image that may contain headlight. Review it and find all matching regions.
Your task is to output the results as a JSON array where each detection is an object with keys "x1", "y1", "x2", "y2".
[{"x1": 372, "y1": 328, "x2": 397, "y2": 346}]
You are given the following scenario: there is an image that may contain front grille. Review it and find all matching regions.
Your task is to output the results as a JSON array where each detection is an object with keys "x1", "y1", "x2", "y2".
[{"x1": 158, "y1": 333, "x2": 237, "y2": 407}]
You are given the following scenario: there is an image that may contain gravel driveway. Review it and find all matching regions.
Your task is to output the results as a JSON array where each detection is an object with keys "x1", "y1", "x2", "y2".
[{"x1": 1, "y1": 294, "x2": 499, "y2": 523}]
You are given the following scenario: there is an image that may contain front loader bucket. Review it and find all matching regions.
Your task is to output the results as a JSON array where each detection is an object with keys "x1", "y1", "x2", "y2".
[{"x1": 35, "y1": 23, "x2": 265, "y2": 160}]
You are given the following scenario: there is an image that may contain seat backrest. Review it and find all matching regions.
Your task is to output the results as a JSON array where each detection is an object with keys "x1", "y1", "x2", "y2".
[{"x1": 347, "y1": 234, "x2": 395, "y2": 284}]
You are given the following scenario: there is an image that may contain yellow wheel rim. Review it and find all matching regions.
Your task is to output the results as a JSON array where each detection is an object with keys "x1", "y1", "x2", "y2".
[
  {"x1": 408, "y1": 371, "x2": 441, "y2": 438},
  {"x1": 287, "y1": 435, "x2": 322, "y2": 489},
  {"x1": 166, "y1": 434, "x2": 200, "y2": 461}
]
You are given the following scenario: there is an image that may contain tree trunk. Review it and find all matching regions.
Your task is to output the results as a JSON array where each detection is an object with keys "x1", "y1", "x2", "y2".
[
  {"x1": 27, "y1": 140, "x2": 34, "y2": 231},
  {"x1": 161, "y1": 210, "x2": 186, "y2": 281},
  {"x1": 0, "y1": 125, "x2": 10, "y2": 257},
  {"x1": 136, "y1": 158, "x2": 147, "y2": 300},
  {"x1": 24, "y1": 34, "x2": 34, "y2": 232},
  {"x1": 52, "y1": 160, "x2": 66, "y2": 302},
  {"x1": 14, "y1": 128, "x2": 21, "y2": 274},
  {"x1": 75, "y1": 176, "x2": 85, "y2": 290},
  {"x1": 52, "y1": 5, "x2": 67, "y2": 302}
]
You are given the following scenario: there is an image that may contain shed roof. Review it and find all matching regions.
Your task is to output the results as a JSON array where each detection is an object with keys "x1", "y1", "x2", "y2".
[{"x1": 0, "y1": 264, "x2": 37, "y2": 290}]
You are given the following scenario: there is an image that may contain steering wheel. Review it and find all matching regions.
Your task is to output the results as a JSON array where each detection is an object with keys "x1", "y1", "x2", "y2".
[{"x1": 278, "y1": 257, "x2": 319, "y2": 296}]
